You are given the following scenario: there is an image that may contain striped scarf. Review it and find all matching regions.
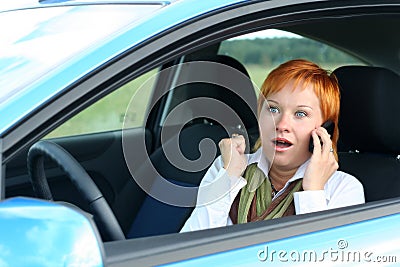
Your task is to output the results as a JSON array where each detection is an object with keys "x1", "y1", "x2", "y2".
[{"x1": 230, "y1": 163, "x2": 303, "y2": 224}]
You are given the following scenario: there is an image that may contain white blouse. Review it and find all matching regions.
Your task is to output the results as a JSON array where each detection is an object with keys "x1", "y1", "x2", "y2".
[{"x1": 180, "y1": 148, "x2": 365, "y2": 232}]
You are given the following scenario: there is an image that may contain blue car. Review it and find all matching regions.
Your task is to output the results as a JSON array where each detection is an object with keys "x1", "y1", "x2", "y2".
[{"x1": 1, "y1": 0, "x2": 400, "y2": 266}]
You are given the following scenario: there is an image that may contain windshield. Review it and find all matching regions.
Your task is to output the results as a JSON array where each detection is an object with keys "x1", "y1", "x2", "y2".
[{"x1": 0, "y1": 4, "x2": 162, "y2": 107}]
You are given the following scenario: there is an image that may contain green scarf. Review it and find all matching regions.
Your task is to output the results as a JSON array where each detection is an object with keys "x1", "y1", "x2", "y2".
[{"x1": 230, "y1": 163, "x2": 303, "y2": 224}]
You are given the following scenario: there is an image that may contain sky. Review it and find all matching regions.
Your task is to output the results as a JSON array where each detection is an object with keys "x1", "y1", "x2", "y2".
[{"x1": 232, "y1": 29, "x2": 302, "y2": 40}]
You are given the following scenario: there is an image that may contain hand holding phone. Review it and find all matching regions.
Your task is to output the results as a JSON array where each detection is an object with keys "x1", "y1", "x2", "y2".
[
  {"x1": 308, "y1": 121, "x2": 335, "y2": 153},
  {"x1": 304, "y1": 120, "x2": 338, "y2": 191}
]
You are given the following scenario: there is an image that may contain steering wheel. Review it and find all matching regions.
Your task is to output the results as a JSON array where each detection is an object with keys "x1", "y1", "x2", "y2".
[{"x1": 27, "y1": 140, "x2": 125, "y2": 241}]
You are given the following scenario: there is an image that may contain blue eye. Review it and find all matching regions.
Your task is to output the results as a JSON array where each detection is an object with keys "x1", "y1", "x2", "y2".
[
  {"x1": 295, "y1": 111, "x2": 307, "y2": 117},
  {"x1": 269, "y1": 106, "x2": 279, "y2": 113}
]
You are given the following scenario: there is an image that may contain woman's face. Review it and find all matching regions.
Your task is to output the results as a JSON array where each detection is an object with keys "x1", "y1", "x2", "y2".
[{"x1": 258, "y1": 81, "x2": 323, "y2": 171}]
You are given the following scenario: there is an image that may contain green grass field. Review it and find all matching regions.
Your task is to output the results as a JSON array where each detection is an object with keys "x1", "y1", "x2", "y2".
[{"x1": 45, "y1": 69, "x2": 157, "y2": 139}]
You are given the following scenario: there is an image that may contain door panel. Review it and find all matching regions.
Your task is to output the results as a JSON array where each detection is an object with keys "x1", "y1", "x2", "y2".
[{"x1": 104, "y1": 200, "x2": 400, "y2": 266}]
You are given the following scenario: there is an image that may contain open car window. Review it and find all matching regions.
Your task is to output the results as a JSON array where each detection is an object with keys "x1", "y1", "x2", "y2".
[
  {"x1": 4, "y1": 26, "x2": 385, "y2": 240},
  {"x1": 219, "y1": 29, "x2": 365, "y2": 89}
]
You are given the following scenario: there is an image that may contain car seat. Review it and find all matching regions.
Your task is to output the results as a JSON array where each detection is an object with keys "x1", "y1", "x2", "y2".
[
  {"x1": 119, "y1": 55, "x2": 260, "y2": 238},
  {"x1": 334, "y1": 66, "x2": 400, "y2": 202}
]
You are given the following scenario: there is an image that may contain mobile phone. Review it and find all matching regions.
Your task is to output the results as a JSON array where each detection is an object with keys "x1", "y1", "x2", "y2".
[{"x1": 308, "y1": 121, "x2": 335, "y2": 153}]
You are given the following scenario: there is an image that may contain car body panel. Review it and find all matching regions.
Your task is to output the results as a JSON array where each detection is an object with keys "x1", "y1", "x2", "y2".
[
  {"x1": 104, "y1": 200, "x2": 400, "y2": 266},
  {"x1": 163, "y1": 214, "x2": 400, "y2": 266}
]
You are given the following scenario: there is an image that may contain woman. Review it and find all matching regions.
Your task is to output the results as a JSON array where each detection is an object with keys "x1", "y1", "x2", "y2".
[{"x1": 180, "y1": 59, "x2": 364, "y2": 232}]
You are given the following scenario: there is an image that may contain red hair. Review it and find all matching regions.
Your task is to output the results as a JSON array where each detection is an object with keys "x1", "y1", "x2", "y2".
[{"x1": 255, "y1": 59, "x2": 340, "y2": 160}]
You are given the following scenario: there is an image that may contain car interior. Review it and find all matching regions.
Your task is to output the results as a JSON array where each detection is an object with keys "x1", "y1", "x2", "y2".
[
  {"x1": 121, "y1": 54, "x2": 260, "y2": 239},
  {"x1": 334, "y1": 66, "x2": 400, "y2": 202},
  {"x1": 4, "y1": 9, "x2": 400, "y2": 243}
]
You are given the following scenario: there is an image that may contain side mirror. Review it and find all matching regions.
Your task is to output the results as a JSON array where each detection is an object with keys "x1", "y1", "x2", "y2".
[{"x1": 0, "y1": 197, "x2": 105, "y2": 266}]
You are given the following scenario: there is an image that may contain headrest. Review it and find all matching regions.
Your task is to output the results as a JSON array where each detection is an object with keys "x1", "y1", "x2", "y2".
[
  {"x1": 171, "y1": 55, "x2": 259, "y2": 130},
  {"x1": 334, "y1": 66, "x2": 400, "y2": 153}
]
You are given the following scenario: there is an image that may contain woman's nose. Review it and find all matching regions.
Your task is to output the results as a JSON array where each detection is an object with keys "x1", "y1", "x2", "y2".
[{"x1": 275, "y1": 114, "x2": 290, "y2": 132}]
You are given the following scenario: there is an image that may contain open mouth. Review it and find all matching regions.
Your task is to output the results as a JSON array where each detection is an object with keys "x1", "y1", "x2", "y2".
[{"x1": 273, "y1": 138, "x2": 293, "y2": 149}]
